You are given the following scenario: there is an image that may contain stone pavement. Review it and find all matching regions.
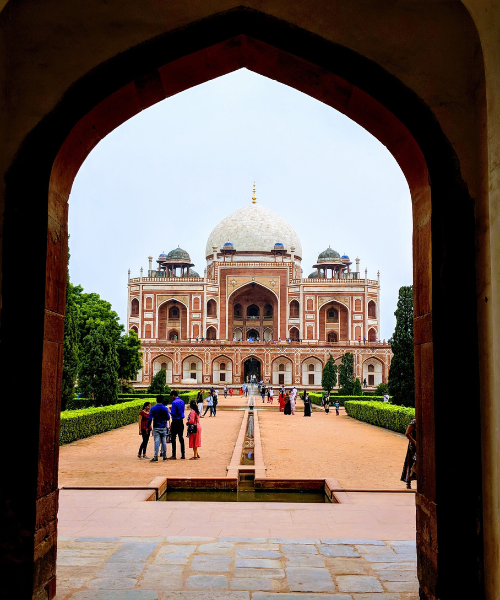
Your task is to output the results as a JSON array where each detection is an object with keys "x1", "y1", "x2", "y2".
[{"x1": 55, "y1": 535, "x2": 418, "y2": 599}]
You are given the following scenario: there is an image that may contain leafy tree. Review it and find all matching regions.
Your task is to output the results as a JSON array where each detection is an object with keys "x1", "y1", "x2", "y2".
[
  {"x1": 338, "y1": 352, "x2": 355, "y2": 395},
  {"x1": 72, "y1": 286, "x2": 124, "y2": 346},
  {"x1": 78, "y1": 320, "x2": 119, "y2": 405},
  {"x1": 388, "y1": 285, "x2": 415, "y2": 407},
  {"x1": 117, "y1": 329, "x2": 143, "y2": 385},
  {"x1": 352, "y1": 378, "x2": 363, "y2": 395},
  {"x1": 375, "y1": 382, "x2": 389, "y2": 396},
  {"x1": 61, "y1": 282, "x2": 79, "y2": 410},
  {"x1": 321, "y1": 353, "x2": 338, "y2": 393},
  {"x1": 147, "y1": 368, "x2": 171, "y2": 396}
]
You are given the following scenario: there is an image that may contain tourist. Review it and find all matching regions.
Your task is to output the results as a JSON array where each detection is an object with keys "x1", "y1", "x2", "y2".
[
  {"x1": 363, "y1": 378, "x2": 367, "y2": 387},
  {"x1": 284, "y1": 393, "x2": 291, "y2": 415},
  {"x1": 303, "y1": 392, "x2": 312, "y2": 416},
  {"x1": 197, "y1": 389, "x2": 204, "y2": 417},
  {"x1": 224, "y1": 385, "x2": 228, "y2": 398},
  {"x1": 261, "y1": 384, "x2": 266, "y2": 403},
  {"x1": 203, "y1": 393, "x2": 214, "y2": 417},
  {"x1": 229, "y1": 387, "x2": 234, "y2": 397},
  {"x1": 383, "y1": 393, "x2": 390, "y2": 403},
  {"x1": 245, "y1": 384, "x2": 249, "y2": 397},
  {"x1": 290, "y1": 391, "x2": 296, "y2": 415},
  {"x1": 268, "y1": 387, "x2": 274, "y2": 403},
  {"x1": 169, "y1": 390, "x2": 185, "y2": 460},
  {"x1": 137, "y1": 402, "x2": 151, "y2": 459},
  {"x1": 401, "y1": 417, "x2": 417, "y2": 489},
  {"x1": 212, "y1": 389, "x2": 218, "y2": 416},
  {"x1": 279, "y1": 387, "x2": 286, "y2": 412},
  {"x1": 334, "y1": 399, "x2": 340, "y2": 415},
  {"x1": 147, "y1": 395, "x2": 170, "y2": 462},
  {"x1": 187, "y1": 400, "x2": 202, "y2": 459},
  {"x1": 324, "y1": 392, "x2": 330, "y2": 414}
]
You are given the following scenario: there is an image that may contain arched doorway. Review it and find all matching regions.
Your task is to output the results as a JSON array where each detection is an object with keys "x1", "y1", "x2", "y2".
[
  {"x1": 246, "y1": 328, "x2": 259, "y2": 340},
  {"x1": 244, "y1": 357, "x2": 261, "y2": 383},
  {"x1": 206, "y1": 326, "x2": 217, "y2": 340},
  {"x1": 6, "y1": 8, "x2": 485, "y2": 598},
  {"x1": 289, "y1": 327, "x2": 300, "y2": 341},
  {"x1": 328, "y1": 331, "x2": 338, "y2": 343}
]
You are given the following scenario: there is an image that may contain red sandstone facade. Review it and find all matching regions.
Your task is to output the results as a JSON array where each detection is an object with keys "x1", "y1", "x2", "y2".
[{"x1": 128, "y1": 194, "x2": 392, "y2": 390}]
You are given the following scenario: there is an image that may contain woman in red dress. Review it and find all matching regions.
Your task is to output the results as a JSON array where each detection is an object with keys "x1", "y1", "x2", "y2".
[
  {"x1": 278, "y1": 387, "x2": 286, "y2": 412},
  {"x1": 187, "y1": 400, "x2": 202, "y2": 459}
]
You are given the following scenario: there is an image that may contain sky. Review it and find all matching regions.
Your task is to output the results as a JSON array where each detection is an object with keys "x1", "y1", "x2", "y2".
[{"x1": 68, "y1": 68, "x2": 412, "y2": 339}]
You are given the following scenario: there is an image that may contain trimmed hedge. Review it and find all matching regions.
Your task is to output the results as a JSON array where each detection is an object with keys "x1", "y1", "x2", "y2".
[
  {"x1": 344, "y1": 400, "x2": 415, "y2": 434},
  {"x1": 60, "y1": 399, "x2": 153, "y2": 445},
  {"x1": 65, "y1": 396, "x2": 142, "y2": 411},
  {"x1": 309, "y1": 394, "x2": 386, "y2": 407}
]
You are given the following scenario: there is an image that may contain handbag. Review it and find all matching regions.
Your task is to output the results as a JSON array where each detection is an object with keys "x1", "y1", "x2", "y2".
[{"x1": 187, "y1": 411, "x2": 198, "y2": 435}]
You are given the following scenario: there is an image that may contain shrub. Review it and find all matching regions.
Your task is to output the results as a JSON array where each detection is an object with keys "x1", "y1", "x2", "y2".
[
  {"x1": 344, "y1": 400, "x2": 415, "y2": 434},
  {"x1": 375, "y1": 382, "x2": 389, "y2": 396},
  {"x1": 309, "y1": 394, "x2": 384, "y2": 407},
  {"x1": 352, "y1": 378, "x2": 363, "y2": 395},
  {"x1": 60, "y1": 399, "x2": 155, "y2": 444}
]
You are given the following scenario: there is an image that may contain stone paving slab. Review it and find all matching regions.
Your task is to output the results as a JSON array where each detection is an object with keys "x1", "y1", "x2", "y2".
[{"x1": 56, "y1": 536, "x2": 418, "y2": 599}]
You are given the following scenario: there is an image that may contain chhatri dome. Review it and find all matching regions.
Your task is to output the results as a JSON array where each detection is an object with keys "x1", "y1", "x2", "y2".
[{"x1": 205, "y1": 185, "x2": 302, "y2": 260}]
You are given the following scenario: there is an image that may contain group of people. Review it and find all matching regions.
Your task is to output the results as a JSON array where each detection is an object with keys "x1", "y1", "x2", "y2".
[
  {"x1": 137, "y1": 390, "x2": 202, "y2": 461},
  {"x1": 321, "y1": 391, "x2": 341, "y2": 415}
]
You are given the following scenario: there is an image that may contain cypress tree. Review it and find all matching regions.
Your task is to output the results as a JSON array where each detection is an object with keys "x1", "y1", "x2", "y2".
[
  {"x1": 338, "y1": 352, "x2": 355, "y2": 395},
  {"x1": 321, "y1": 353, "x2": 338, "y2": 393},
  {"x1": 147, "y1": 368, "x2": 171, "y2": 396},
  {"x1": 388, "y1": 285, "x2": 415, "y2": 407},
  {"x1": 78, "y1": 320, "x2": 119, "y2": 405},
  {"x1": 352, "y1": 378, "x2": 363, "y2": 395}
]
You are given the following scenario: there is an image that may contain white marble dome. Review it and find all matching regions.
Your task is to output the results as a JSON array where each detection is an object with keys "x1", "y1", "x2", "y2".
[{"x1": 205, "y1": 202, "x2": 302, "y2": 259}]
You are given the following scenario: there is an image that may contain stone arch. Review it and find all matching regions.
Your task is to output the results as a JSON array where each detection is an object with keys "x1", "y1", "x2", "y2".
[
  {"x1": 206, "y1": 326, "x2": 217, "y2": 340},
  {"x1": 168, "y1": 329, "x2": 179, "y2": 341},
  {"x1": 145, "y1": 297, "x2": 153, "y2": 310},
  {"x1": 289, "y1": 299, "x2": 300, "y2": 318},
  {"x1": 355, "y1": 298, "x2": 362, "y2": 312},
  {"x1": 212, "y1": 355, "x2": 233, "y2": 384},
  {"x1": 328, "y1": 331, "x2": 338, "y2": 343},
  {"x1": 192, "y1": 297, "x2": 200, "y2": 310},
  {"x1": 368, "y1": 300, "x2": 377, "y2": 318},
  {"x1": 158, "y1": 298, "x2": 188, "y2": 340},
  {"x1": 144, "y1": 323, "x2": 152, "y2": 338},
  {"x1": 307, "y1": 325, "x2": 314, "y2": 340},
  {"x1": 9, "y1": 8, "x2": 484, "y2": 597},
  {"x1": 232, "y1": 327, "x2": 243, "y2": 341},
  {"x1": 354, "y1": 325, "x2": 361, "y2": 341},
  {"x1": 306, "y1": 298, "x2": 313, "y2": 311},
  {"x1": 192, "y1": 323, "x2": 200, "y2": 338},
  {"x1": 207, "y1": 298, "x2": 217, "y2": 317},
  {"x1": 182, "y1": 355, "x2": 203, "y2": 383},
  {"x1": 272, "y1": 356, "x2": 293, "y2": 386},
  {"x1": 152, "y1": 355, "x2": 173, "y2": 384},
  {"x1": 130, "y1": 325, "x2": 138, "y2": 335},
  {"x1": 320, "y1": 300, "x2": 349, "y2": 342},
  {"x1": 131, "y1": 297, "x2": 139, "y2": 317},
  {"x1": 289, "y1": 327, "x2": 300, "y2": 341},
  {"x1": 368, "y1": 327, "x2": 377, "y2": 342},
  {"x1": 362, "y1": 357, "x2": 385, "y2": 388},
  {"x1": 302, "y1": 356, "x2": 323, "y2": 386}
]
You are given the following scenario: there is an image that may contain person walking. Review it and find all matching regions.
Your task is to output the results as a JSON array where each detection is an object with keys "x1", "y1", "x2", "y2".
[
  {"x1": 303, "y1": 392, "x2": 312, "y2": 416},
  {"x1": 224, "y1": 385, "x2": 228, "y2": 398},
  {"x1": 203, "y1": 393, "x2": 214, "y2": 417},
  {"x1": 229, "y1": 387, "x2": 234, "y2": 397},
  {"x1": 290, "y1": 391, "x2": 296, "y2": 415},
  {"x1": 137, "y1": 402, "x2": 151, "y2": 458},
  {"x1": 324, "y1": 392, "x2": 330, "y2": 414},
  {"x1": 334, "y1": 399, "x2": 340, "y2": 415},
  {"x1": 401, "y1": 418, "x2": 417, "y2": 488},
  {"x1": 169, "y1": 390, "x2": 185, "y2": 460},
  {"x1": 197, "y1": 389, "x2": 204, "y2": 417},
  {"x1": 245, "y1": 384, "x2": 249, "y2": 397},
  {"x1": 261, "y1": 384, "x2": 266, "y2": 403},
  {"x1": 147, "y1": 396, "x2": 170, "y2": 462},
  {"x1": 284, "y1": 393, "x2": 291, "y2": 415},
  {"x1": 187, "y1": 400, "x2": 202, "y2": 459},
  {"x1": 212, "y1": 389, "x2": 218, "y2": 416}
]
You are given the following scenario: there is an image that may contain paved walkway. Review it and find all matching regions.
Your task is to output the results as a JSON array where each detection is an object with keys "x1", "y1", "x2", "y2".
[{"x1": 55, "y1": 533, "x2": 418, "y2": 599}]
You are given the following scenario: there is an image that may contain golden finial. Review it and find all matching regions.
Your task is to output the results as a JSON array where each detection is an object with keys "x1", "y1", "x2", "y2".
[{"x1": 252, "y1": 182, "x2": 257, "y2": 204}]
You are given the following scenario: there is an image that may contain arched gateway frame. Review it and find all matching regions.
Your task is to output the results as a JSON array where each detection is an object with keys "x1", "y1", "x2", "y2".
[{"x1": 1, "y1": 9, "x2": 483, "y2": 600}]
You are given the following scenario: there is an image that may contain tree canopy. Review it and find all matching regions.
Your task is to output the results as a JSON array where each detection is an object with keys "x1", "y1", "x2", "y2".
[
  {"x1": 147, "y1": 368, "x2": 171, "y2": 396},
  {"x1": 388, "y1": 285, "x2": 415, "y2": 407}
]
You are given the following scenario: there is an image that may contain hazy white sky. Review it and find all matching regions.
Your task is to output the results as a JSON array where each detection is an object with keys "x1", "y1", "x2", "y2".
[{"x1": 69, "y1": 68, "x2": 412, "y2": 339}]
